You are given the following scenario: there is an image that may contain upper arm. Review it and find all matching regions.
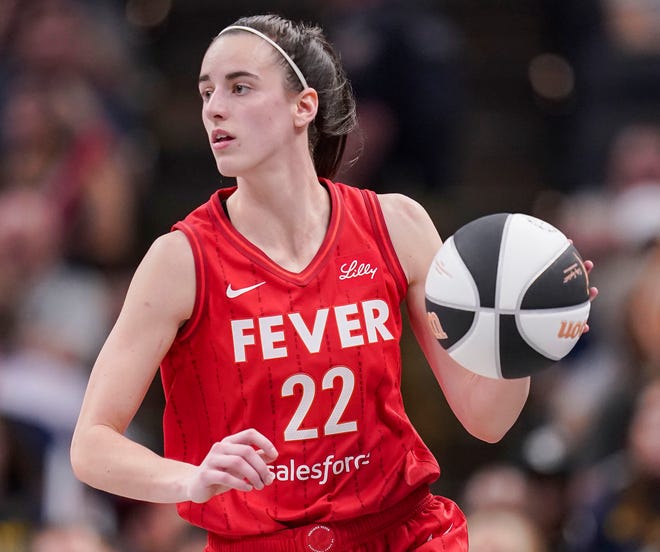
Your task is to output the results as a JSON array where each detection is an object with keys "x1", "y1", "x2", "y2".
[
  {"x1": 378, "y1": 193, "x2": 442, "y2": 287},
  {"x1": 378, "y1": 193, "x2": 449, "y2": 366},
  {"x1": 378, "y1": 194, "x2": 470, "y2": 404},
  {"x1": 75, "y1": 230, "x2": 196, "y2": 435}
]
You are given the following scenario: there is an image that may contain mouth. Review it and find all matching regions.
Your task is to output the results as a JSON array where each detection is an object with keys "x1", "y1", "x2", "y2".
[{"x1": 211, "y1": 129, "x2": 235, "y2": 148}]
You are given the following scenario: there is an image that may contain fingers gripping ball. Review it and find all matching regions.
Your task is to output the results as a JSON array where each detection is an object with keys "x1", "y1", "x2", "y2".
[{"x1": 425, "y1": 213, "x2": 591, "y2": 379}]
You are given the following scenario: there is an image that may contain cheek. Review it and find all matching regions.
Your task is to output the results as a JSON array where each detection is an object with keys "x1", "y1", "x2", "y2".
[{"x1": 249, "y1": 110, "x2": 290, "y2": 145}]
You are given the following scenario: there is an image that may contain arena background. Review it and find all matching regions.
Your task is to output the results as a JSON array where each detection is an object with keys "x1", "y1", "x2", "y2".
[{"x1": 1, "y1": 1, "x2": 659, "y2": 550}]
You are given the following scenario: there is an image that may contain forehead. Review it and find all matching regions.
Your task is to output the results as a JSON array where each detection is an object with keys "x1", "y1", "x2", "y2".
[{"x1": 200, "y1": 33, "x2": 282, "y2": 79}]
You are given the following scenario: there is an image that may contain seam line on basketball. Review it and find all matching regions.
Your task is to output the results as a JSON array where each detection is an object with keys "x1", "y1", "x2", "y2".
[
  {"x1": 424, "y1": 301, "x2": 591, "y2": 316},
  {"x1": 516, "y1": 242, "x2": 571, "y2": 311},
  {"x1": 493, "y1": 214, "x2": 512, "y2": 379}
]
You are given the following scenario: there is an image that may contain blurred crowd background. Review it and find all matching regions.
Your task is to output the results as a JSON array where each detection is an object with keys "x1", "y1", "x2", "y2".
[{"x1": 0, "y1": 0, "x2": 659, "y2": 551}]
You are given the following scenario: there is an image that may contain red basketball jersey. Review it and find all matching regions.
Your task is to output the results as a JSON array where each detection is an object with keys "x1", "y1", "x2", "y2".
[{"x1": 160, "y1": 180, "x2": 440, "y2": 536}]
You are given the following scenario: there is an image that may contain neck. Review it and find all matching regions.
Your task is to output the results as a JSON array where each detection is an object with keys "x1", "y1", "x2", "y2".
[{"x1": 225, "y1": 162, "x2": 332, "y2": 272}]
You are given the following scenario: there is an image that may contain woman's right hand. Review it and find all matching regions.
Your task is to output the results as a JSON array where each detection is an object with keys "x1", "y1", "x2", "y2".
[{"x1": 186, "y1": 428, "x2": 278, "y2": 503}]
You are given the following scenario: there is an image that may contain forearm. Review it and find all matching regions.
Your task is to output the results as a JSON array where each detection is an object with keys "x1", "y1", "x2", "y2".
[
  {"x1": 70, "y1": 423, "x2": 194, "y2": 503},
  {"x1": 450, "y1": 366, "x2": 530, "y2": 443},
  {"x1": 415, "y1": 314, "x2": 531, "y2": 443}
]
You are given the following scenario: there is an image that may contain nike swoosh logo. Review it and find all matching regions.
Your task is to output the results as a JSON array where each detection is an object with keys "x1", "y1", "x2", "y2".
[{"x1": 226, "y1": 281, "x2": 266, "y2": 298}]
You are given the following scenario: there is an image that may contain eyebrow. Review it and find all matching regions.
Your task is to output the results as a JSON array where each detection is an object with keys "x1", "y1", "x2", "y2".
[{"x1": 198, "y1": 71, "x2": 260, "y2": 85}]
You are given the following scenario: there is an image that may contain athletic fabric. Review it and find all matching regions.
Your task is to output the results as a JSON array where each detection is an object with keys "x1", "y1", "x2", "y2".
[
  {"x1": 160, "y1": 179, "x2": 443, "y2": 537},
  {"x1": 205, "y1": 487, "x2": 468, "y2": 551}
]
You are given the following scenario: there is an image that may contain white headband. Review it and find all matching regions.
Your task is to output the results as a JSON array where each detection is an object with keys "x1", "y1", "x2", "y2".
[{"x1": 217, "y1": 25, "x2": 309, "y2": 90}]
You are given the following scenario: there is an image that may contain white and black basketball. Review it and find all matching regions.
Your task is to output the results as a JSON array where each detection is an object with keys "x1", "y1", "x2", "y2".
[{"x1": 425, "y1": 213, "x2": 591, "y2": 379}]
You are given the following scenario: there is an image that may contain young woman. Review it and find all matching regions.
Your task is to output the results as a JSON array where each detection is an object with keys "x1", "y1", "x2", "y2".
[{"x1": 71, "y1": 14, "x2": 596, "y2": 551}]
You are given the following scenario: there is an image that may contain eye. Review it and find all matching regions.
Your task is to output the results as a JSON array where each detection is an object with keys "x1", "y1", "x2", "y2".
[
  {"x1": 232, "y1": 83, "x2": 250, "y2": 95},
  {"x1": 200, "y1": 88, "x2": 213, "y2": 102}
]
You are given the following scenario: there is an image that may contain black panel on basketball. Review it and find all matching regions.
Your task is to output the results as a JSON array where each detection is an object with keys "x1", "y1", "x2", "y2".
[
  {"x1": 453, "y1": 213, "x2": 509, "y2": 308},
  {"x1": 521, "y1": 245, "x2": 590, "y2": 309},
  {"x1": 425, "y1": 300, "x2": 475, "y2": 349},
  {"x1": 498, "y1": 315, "x2": 553, "y2": 378}
]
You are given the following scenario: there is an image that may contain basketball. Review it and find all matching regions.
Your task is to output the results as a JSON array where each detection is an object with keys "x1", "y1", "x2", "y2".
[{"x1": 425, "y1": 213, "x2": 591, "y2": 379}]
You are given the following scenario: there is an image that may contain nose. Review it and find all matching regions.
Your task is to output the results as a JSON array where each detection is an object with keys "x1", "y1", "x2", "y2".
[{"x1": 204, "y1": 91, "x2": 228, "y2": 121}]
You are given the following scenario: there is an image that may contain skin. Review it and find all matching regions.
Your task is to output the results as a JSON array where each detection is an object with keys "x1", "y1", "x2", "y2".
[{"x1": 71, "y1": 32, "x2": 598, "y2": 505}]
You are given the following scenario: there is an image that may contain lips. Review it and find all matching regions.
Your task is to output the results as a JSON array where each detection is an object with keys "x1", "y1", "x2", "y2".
[{"x1": 211, "y1": 129, "x2": 235, "y2": 149}]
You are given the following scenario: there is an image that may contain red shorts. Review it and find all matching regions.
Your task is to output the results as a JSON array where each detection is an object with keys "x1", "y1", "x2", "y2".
[{"x1": 205, "y1": 486, "x2": 468, "y2": 552}]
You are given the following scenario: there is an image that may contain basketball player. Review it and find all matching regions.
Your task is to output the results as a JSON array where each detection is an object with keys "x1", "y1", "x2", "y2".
[{"x1": 71, "y1": 14, "x2": 597, "y2": 551}]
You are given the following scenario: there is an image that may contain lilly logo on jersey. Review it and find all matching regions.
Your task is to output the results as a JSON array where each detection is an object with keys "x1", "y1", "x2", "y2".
[{"x1": 338, "y1": 259, "x2": 378, "y2": 281}]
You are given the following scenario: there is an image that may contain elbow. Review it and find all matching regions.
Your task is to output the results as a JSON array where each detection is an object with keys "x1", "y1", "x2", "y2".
[
  {"x1": 70, "y1": 434, "x2": 83, "y2": 481},
  {"x1": 467, "y1": 423, "x2": 512, "y2": 444},
  {"x1": 70, "y1": 430, "x2": 91, "y2": 484},
  {"x1": 458, "y1": 375, "x2": 530, "y2": 444},
  {"x1": 461, "y1": 406, "x2": 525, "y2": 443},
  {"x1": 485, "y1": 429, "x2": 508, "y2": 444}
]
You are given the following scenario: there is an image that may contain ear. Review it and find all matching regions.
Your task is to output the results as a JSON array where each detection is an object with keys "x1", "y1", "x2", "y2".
[{"x1": 293, "y1": 88, "x2": 318, "y2": 129}]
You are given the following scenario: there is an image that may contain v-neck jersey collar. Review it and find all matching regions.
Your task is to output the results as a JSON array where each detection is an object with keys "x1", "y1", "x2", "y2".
[{"x1": 207, "y1": 178, "x2": 342, "y2": 286}]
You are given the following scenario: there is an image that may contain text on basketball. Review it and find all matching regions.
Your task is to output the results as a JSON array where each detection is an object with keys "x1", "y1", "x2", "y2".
[{"x1": 557, "y1": 320, "x2": 587, "y2": 339}]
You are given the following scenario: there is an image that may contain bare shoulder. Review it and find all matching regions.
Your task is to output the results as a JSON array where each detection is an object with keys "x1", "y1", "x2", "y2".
[
  {"x1": 125, "y1": 230, "x2": 196, "y2": 324},
  {"x1": 145, "y1": 229, "x2": 194, "y2": 266},
  {"x1": 378, "y1": 193, "x2": 428, "y2": 223},
  {"x1": 377, "y1": 193, "x2": 442, "y2": 284}
]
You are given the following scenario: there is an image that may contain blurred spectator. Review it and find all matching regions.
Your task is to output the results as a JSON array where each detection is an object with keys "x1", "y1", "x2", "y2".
[
  {"x1": 173, "y1": 526, "x2": 209, "y2": 552},
  {"x1": 461, "y1": 462, "x2": 560, "y2": 549},
  {"x1": 564, "y1": 379, "x2": 660, "y2": 551},
  {"x1": 468, "y1": 508, "x2": 548, "y2": 552},
  {"x1": 0, "y1": 187, "x2": 61, "y2": 349},
  {"x1": 0, "y1": 188, "x2": 114, "y2": 525},
  {"x1": 0, "y1": 0, "x2": 153, "y2": 269},
  {"x1": 5, "y1": 0, "x2": 148, "y2": 133},
  {"x1": 0, "y1": 416, "x2": 37, "y2": 552},
  {"x1": 461, "y1": 463, "x2": 532, "y2": 515},
  {"x1": 560, "y1": 122, "x2": 660, "y2": 260},
  {"x1": 625, "y1": 241, "x2": 660, "y2": 372},
  {"x1": 29, "y1": 523, "x2": 115, "y2": 552},
  {"x1": 0, "y1": 0, "x2": 19, "y2": 107},
  {"x1": 323, "y1": 0, "x2": 463, "y2": 195},
  {"x1": 0, "y1": 0, "x2": 156, "y2": 544},
  {"x1": 0, "y1": 186, "x2": 110, "y2": 362},
  {"x1": 602, "y1": 0, "x2": 660, "y2": 55},
  {"x1": 461, "y1": 463, "x2": 550, "y2": 551},
  {"x1": 0, "y1": 73, "x2": 140, "y2": 269},
  {"x1": 117, "y1": 502, "x2": 189, "y2": 552},
  {"x1": 540, "y1": 0, "x2": 660, "y2": 189},
  {"x1": 570, "y1": 239, "x2": 660, "y2": 468}
]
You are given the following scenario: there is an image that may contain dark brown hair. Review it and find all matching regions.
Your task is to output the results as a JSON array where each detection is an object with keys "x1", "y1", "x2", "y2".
[{"x1": 218, "y1": 14, "x2": 358, "y2": 179}]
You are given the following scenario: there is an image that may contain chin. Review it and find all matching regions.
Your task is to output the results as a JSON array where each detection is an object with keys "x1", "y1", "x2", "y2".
[
  {"x1": 216, "y1": 157, "x2": 268, "y2": 180},
  {"x1": 215, "y1": 159, "x2": 239, "y2": 178}
]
